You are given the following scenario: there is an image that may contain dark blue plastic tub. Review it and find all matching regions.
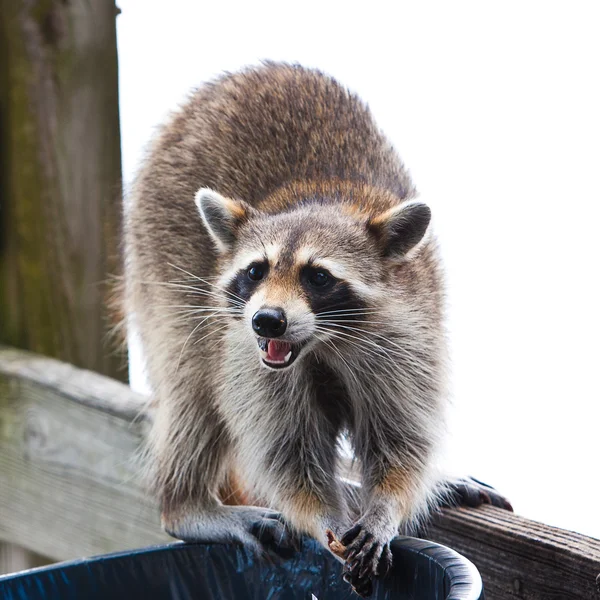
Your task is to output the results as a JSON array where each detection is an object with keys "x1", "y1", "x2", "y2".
[{"x1": 0, "y1": 536, "x2": 484, "y2": 599}]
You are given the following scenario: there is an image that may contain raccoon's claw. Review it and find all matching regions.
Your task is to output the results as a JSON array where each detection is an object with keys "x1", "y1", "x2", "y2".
[
  {"x1": 343, "y1": 571, "x2": 373, "y2": 597},
  {"x1": 444, "y1": 477, "x2": 513, "y2": 511},
  {"x1": 340, "y1": 523, "x2": 363, "y2": 547},
  {"x1": 376, "y1": 544, "x2": 393, "y2": 577},
  {"x1": 339, "y1": 523, "x2": 393, "y2": 597}
]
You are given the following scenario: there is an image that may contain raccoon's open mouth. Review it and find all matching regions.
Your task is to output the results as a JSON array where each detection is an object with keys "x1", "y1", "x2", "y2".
[{"x1": 256, "y1": 338, "x2": 303, "y2": 369}]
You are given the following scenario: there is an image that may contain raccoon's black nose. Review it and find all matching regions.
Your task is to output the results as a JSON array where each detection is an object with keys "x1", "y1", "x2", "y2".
[{"x1": 252, "y1": 308, "x2": 287, "y2": 338}]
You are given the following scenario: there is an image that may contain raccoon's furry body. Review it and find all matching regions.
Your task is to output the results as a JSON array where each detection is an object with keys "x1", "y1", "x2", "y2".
[{"x1": 125, "y1": 63, "x2": 448, "y2": 593}]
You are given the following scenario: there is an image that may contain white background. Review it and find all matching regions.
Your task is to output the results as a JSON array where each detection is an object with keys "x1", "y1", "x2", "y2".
[{"x1": 117, "y1": 1, "x2": 600, "y2": 538}]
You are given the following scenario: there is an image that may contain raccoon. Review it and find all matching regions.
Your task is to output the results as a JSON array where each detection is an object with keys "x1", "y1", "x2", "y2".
[{"x1": 124, "y1": 62, "x2": 505, "y2": 595}]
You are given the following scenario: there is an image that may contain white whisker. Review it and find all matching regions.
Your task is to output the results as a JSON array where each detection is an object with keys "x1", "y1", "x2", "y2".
[
  {"x1": 192, "y1": 323, "x2": 230, "y2": 346},
  {"x1": 168, "y1": 263, "x2": 247, "y2": 306},
  {"x1": 138, "y1": 279, "x2": 246, "y2": 307},
  {"x1": 176, "y1": 319, "x2": 213, "y2": 373},
  {"x1": 314, "y1": 325, "x2": 402, "y2": 369},
  {"x1": 317, "y1": 318, "x2": 388, "y2": 326},
  {"x1": 315, "y1": 334, "x2": 362, "y2": 388},
  {"x1": 157, "y1": 305, "x2": 242, "y2": 312},
  {"x1": 314, "y1": 326, "x2": 387, "y2": 362},
  {"x1": 316, "y1": 308, "x2": 380, "y2": 317},
  {"x1": 316, "y1": 323, "x2": 435, "y2": 383}
]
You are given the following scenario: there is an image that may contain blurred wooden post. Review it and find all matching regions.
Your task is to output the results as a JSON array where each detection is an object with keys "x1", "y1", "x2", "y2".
[{"x1": 0, "y1": 0, "x2": 125, "y2": 572}]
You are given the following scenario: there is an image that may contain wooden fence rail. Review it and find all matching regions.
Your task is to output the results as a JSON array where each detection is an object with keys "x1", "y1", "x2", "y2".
[
  {"x1": 0, "y1": 345, "x2": 167, "y2": 561},
  {"x1": 0, "y1": 0, "x2": 125, "y2": 574},
  {"x1": 1, "y1": 345, "x2": 599, "y2": 599}
]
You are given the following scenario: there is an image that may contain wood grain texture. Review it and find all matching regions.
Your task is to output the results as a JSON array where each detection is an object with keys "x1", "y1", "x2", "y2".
[
  {"x1": 0, "y1": 346, "x2": 145, "y2": 421},
  {"x1": 0, "y1": 347, "x2": 169, "y2": 563},
  {"x1": 0, "y1": 0, "x2": 125, "y2": 380},
  {"x1": 1, "y1": 346, "x2": 599, "y2": 598},
  {"x1": 0, "y1": 1, "x2": 124, "y2": 565},
  {"x1": 427, "y1": 501, "x2": 600, "y2": 599}
]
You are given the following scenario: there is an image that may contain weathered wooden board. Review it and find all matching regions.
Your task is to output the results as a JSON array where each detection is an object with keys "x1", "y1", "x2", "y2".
[
  {"x1": 0, "y1": 0, "x2": 125, "y2": 572},
  {"x1": 1, "y1": 346, "x2": 599, "y2": 599},
  {"x1": 0, "y1": 347, "x2": 169, "y2": 563},
  {"x1": 428, "y1": 507, "x2": 600, "y2": 600}
]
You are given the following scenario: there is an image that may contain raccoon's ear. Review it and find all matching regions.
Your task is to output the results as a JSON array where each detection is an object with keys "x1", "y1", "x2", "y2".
[
  {"x1": 368, "y1": 201, "x2": 431, "y2": 258},
  {"x1": 194, "y1": 188, "x2": 253, "y2": 252}
]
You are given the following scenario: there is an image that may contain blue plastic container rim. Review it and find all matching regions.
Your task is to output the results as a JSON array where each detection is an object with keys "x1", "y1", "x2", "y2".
[{"x1": 0, "y1": 535, "x2": 484, "y2": 599}]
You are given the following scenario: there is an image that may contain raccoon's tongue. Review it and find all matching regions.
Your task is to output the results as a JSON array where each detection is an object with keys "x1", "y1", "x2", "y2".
[{"x1": 266, "y1": 340, "x2": 292, "y2": 363}]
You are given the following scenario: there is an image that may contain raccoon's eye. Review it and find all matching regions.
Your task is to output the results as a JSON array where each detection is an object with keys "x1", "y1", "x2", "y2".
[
  {"x1": 308, "y1": 270, "x2": 331, "y2": 288},
  {"x1": 247, "y1": 264, "x2": 265, "y2": 281}
]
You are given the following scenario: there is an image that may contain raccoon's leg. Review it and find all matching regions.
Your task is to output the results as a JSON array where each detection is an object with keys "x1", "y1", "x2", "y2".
[
  {"x1": 337, "y1": 468, "x2": 412, "y2": 595},
  {"x1": 153, "y1": 400, "x2": 297, "y2": 555},
  {"x1": 254, "y1": 422, "x2": 352, "y2": 553},
  {"x1": 338, "y1": 444, "x2": 432, "y2": 595}
]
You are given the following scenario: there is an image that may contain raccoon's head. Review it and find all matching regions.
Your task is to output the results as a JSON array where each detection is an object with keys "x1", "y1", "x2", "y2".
[{"x1": 195, "y1": 188, "x2": 431, "y2": 371}]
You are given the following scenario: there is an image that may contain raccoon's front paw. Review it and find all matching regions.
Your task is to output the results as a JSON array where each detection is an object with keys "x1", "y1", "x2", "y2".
[
  {"x1": 338, "y1": 523, "x2": 394, "y2": 597},
  {"x1": 246, "y1": 509, "x2": 302, "y2": 557},
  {"x1": 162, "y1": 506, "x2": 301, "y2": 558}
]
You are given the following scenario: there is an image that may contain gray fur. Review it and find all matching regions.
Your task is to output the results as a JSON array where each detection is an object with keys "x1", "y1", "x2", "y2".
[{"x1": 124, "y1": 62, "x2": 448, "y2": 588}]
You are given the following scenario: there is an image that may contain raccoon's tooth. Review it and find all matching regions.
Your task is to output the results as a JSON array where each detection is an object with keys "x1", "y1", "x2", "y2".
[{"x1": 284, "y1": 350, "x2": 292, "y2": 363}]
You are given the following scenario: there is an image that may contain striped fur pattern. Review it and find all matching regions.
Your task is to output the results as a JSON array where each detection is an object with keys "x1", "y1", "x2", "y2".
[{"x1": 124, "y1": 63, "x2": 448, "y2": 592}]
